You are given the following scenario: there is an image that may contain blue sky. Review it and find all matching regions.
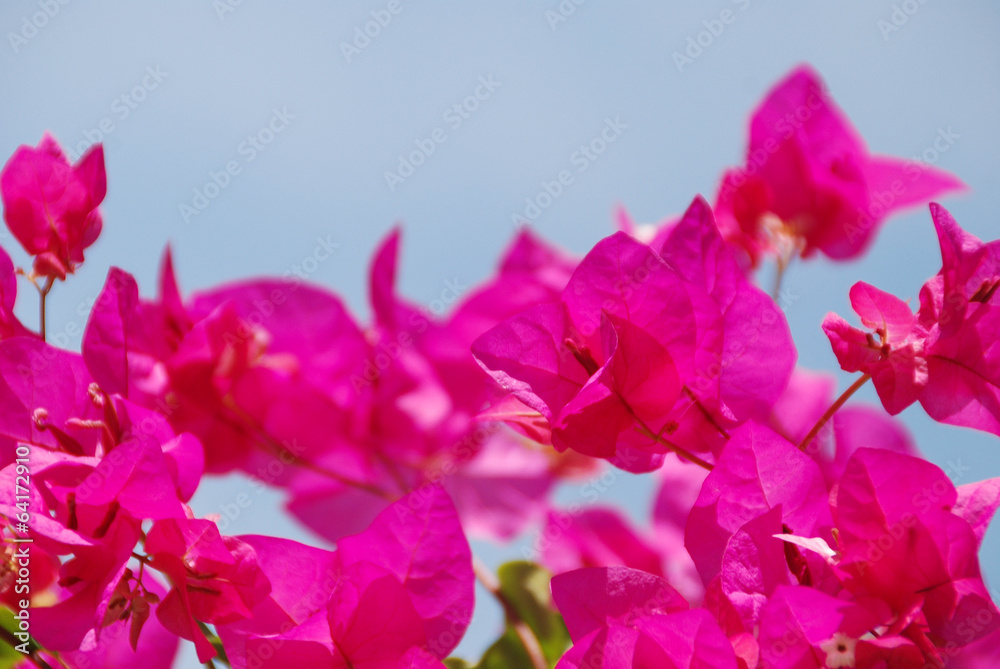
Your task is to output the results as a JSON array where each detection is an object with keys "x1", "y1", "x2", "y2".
[{"x1": 1, "y1": 1, "x2": 998, "y2": 664}]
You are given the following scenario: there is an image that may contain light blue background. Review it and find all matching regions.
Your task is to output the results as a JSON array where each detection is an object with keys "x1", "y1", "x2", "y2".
[{"x1": 1, "y1": 1, "x2": 998, "y2": 665}]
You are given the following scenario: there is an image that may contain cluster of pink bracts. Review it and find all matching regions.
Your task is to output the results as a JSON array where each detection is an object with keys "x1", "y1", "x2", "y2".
[{"x1": 0, "y1": 64, "x2": 998, "y2": 668}]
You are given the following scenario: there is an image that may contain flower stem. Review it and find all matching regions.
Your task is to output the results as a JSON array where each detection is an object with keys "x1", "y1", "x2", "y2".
[
  {"x1": 38, "y1": 276, "x2": 54, "y2": 342},
  {"x1": 473, "y1": 557, "x2": 547, "y2": 669},
  {"x1": 682, "y1": 386, "x2": 730, "y2": 440},
  {"x1": 797, "y1": 373, "x2": 871, "y2": 452},
  {"x1": 634, "y1": 420, "x2": 714, "y2": 471}
]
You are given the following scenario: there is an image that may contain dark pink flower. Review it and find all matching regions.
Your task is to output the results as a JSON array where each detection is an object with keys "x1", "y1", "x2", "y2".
[
  {"x1": 145, "y1": 517, "x2": 271, "y2": 662},
  {"x1": 0, "y1": 134, "x2": 106, "y2": 280},
  {"x1": 822, "y1": 281, "x2": 928, "y2": 414},
  {"x1": 684, "y1": 421, "x2": 832, "y2": 587},
  {"x1": 915, "y1": 204, "x2": 1000, "y2": 435},
  {"x1": 715, "y1": 65, "x2": 964, "y2": 265},
  {"x1": 218, "y1": 486, "x2": 473, "y2": 667},
  {"x1": 832, "y1": 448, "x2": 1000, "y2": 650},
  {"x1": 474, "y1": 198, "x2": 794, "y2": 472}
]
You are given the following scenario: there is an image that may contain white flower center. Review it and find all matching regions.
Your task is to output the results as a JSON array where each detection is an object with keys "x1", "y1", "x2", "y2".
[{"x1": 819, "y1": 633, "x2": 856, "y2": 668}]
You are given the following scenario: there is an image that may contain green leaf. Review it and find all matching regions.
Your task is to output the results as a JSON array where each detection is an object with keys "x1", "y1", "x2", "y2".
[
  {"x1": 475, "y1": 628, "x2": 535, "y2": 669},
  {"x1": 0, "y1": 608, "x2": 37, "y2": 668},
  {"x1": 444, "y1": 659, "x2": 473, "y2": 669},
  {"x1": 495, "y1": 561, "x2": 570, "y2": 665}
]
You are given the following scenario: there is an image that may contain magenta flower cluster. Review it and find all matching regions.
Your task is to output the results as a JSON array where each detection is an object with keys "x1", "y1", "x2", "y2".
[{"x1": 0, "y1": 65, "x2": 996, "y2": 668}]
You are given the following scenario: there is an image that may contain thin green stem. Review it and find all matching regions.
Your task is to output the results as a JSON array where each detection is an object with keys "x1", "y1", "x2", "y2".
[
  {"x1": 38, "y1": 276, "x2": 54, "y2": 342},
  {"x1": 798, "y1": 373, "x2": 871, "y2": 452}
]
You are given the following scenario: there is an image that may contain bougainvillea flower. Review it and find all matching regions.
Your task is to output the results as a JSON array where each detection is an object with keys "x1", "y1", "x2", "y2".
[
  {"x1": 218, "y1": 486, "x2": 473, "y2": 667},
  {"x1": 0, "y1": 338, "x2": 102, "y2": 465},
  {"x1": 0, "y1": 134, "x2": 106, "y2": 279},
  {"x1": 474, "y1": 198, "x2": 794, "y2": 472},
  {"x1": 32, "y1": 515, "x2": 141, "y2": 652},
  {"x1": 145, "y1": 518, "x2": 271, "y2": 662},
  {"x1": 551, "y1": 567, "x2": 737, "y2": 668},
  {"x1": 915, "y1": 203, "x2": 1000, "y2": 435},
  {"x1": 62, "y1": 573, "x2": 179, "y2": 669},
  {"x1": 82, "y1": 261, "x2": 369, "y2": 475},
  {"x1": 473, "y1": 237, "x2": 693, "y2": 471},
  {"x1": 655, "y1": 197, "x2": 796, "y2": 420},
  {"x1": 714, "y1": 65, "x2": 964, "y2": 265},
  {"x1": 825, "y1": 205, "x2": 1000, "y2": 435},
  {"x1": 335, "y1": 484, "x2": 473, "y2": 656},
  {"x1": 215, "y1": 535, "x2": 340, "y2": 668},
  {"x1": 823, "y1": 281, "x2": 927, "y2": 414},
  {"x1": 446, "y1": 227, "x2": 577, "y2": 353},
  {"x1": 685, "y1": 421, "x2": 832, "y2": 586},
  {"x1": 832, "y1": 448, "x2": 1000, "y2": 649}
]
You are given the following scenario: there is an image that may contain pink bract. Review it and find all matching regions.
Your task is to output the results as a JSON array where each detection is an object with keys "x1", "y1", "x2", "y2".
[
  {"x1": 0, "y1": 134, "x2": 106, "y2": 280},
  {"x1": 714, "y1": 65, "x2": 964, "y2": 265}
]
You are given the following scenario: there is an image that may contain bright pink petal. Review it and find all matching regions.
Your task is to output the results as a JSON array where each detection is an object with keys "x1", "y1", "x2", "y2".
[
  {"x1": 921, "y1": 302, "x2": 1000, "y2": 435},
  {"x1": 444, "y1": 431, "x2": 554, "y2": 541},
  {"x1": 540, "y1": 508, "x2": 665, "y2": 579},
  {"x1": 335, "y1": 485, "x2": 473, "y2": 657},
  {"x1": 472, "y1": 301, "x2": 587, "y2": 422},
  {"x1": 476, "y1": 394, "x2": 552, "y2": 444},
  {"x1": 758, "y1": 585, "x2": 886, "y2": 668},
  {"x1": 0, "y1": 245, "x2": 33, "y2": 339},
  {"x1": 867, "y1": 155, "x2": 966, "y2": 214},
  {"x1": 720, "y1": 506, "x2": 794, "y2": 631},
  {"x1": 953, "y1": 478, "x2": 1000, "y2": 548},
  {"x1": 0, "y1": 338, "x2": 99, "y2": 463},
  {"x1": 685, "y1": 421, "x2": 831, "y2": 586},
  {"x1": 848, "y1": 281, "x2": 916, "y2": 346},
  {"x1": 83, "y1": 268, "x2": 139, "y2": 397},
  {"x1": 562, "y1": 232, "x2": 697, "y2": 380},
  {"x1": 822, "y1": 312, "x2": 880, "y2": 374},
  {"x1": 634, "y1": 609, "x2": 738, "y2": 668},
  {"x1": 551, "y1": 566, "x2": 688, "y2": 641},
  {"x1": 0, "y1": 135, "x2": 106, "y2": 278},
  {"x1": 328, "y1": 561, "x2": 427, "y2": 665},
  {"x1": 660, "y1": 196, "x2": 797, "y2": 419},
  {"x1": 767, "y1": 367, "x2": 835, "y2": 446}
]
